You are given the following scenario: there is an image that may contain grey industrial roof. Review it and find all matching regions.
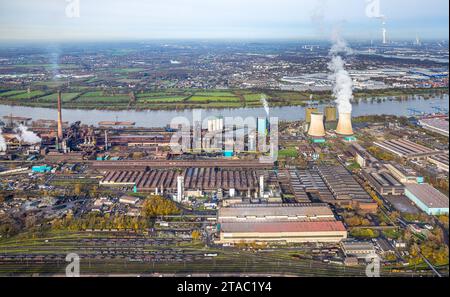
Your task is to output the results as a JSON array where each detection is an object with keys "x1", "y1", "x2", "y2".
[
  {"x1": 219, "y1": 204, "x2": 334, "y2": 219},
  {"x1": 406, "y1": 183, "x2": 449, "y2": 209}
]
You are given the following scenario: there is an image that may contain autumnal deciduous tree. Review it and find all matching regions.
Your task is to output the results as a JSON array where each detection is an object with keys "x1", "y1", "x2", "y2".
[
  {"x1": 191, "y1": 230, "x2": 202, "y2": 241},
  {"x1": 141, "y1": 196, "x2": 180, "y2": 218}
]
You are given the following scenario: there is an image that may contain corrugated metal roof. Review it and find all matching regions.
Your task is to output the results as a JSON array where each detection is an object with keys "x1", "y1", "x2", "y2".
[
  {"x1": 221, "y1": 221, "x2": 346, "y2": 233},
  {"x1": 219, "y1": 204, "x2": 334, "y2": 218},
  {"x1": 406, "y1": 183, "x2": 449, "y2": 209}
]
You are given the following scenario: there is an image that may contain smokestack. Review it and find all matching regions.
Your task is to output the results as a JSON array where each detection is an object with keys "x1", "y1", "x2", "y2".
[
  {"x1": 104, "y1": 130, "x2": 109, "y2": 151},
  {"x1": 308, "y1": 113, "x2": 326, "y2": 138},
  {"x1": 336, "y1": 113, "x2": 354, "y2": 136},
  {"x1": 177, "y1": 176, "x2": 184, "y2": 202},
  {"x1": 259, "y1": 175, "x2": 265, "y2": 198},
  {"x1": 57, "y1": 91, "x2": 63, "y2": 140}
]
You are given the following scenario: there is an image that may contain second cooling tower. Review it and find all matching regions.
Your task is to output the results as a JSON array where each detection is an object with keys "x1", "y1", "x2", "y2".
[
  {"x1": 336, "y1": 113, "x2": 354, "y2": 136},
  {"x1": 308, "y1": 112, "x2": 326, "y2": 138}
]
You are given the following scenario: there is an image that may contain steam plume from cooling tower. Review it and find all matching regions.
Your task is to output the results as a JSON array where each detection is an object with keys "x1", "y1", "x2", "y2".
[
  {"x1": 16, "y1": 125, "x2": 41, "y2": 144},
  {"x1": 328, "y1": 31, "x2": 353, "y2": 115},
  {"x1": 0, "y1": 128, "x2": 6, "y2": 152},
  {"x1": 260, "y1": 94, "x2": 270, "y2": 116}
]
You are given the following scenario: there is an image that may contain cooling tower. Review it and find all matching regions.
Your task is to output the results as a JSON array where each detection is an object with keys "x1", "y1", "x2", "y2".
[
  {"x1": 308, "y1": 112, "x2": 326, "y2": 138},
  {"x1": 57, "y1": 91, "x2": 63, "y2": 140},
  {"x1": 336, "y1": 113, "x2": 354, "y2": 136},
  {"x1": 325, "y1": 106, "x2": 337, "y2": 122},
  {"x1": 305, "y1": 108, "x2": 318, "y2": 123}
]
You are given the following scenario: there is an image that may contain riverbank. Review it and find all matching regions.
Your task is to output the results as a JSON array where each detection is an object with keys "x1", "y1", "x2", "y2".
[
  {"x1": 1, "y1": 94, "x2": 448, "y2": 127},
  {"x1": 0, "y1": 87, "x2": 447, "y2": 111}
]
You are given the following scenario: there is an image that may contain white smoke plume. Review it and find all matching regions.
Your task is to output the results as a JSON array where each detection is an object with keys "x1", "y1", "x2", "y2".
[
  {"x1": 260, "y1": 94, "x2": 270, "y2": 116},
  {"x1": 330, "y1": 29, "x2": 353, "y2": 55},
  {"x1": 0, "y1": 128, "x2": 6, "y2": 152},
  {"x1": 16, "y1": 125, "x2": 41, "y2": 144},
  {"x1": 328, "y1": 29, "x2": 354, "y2": 114}
]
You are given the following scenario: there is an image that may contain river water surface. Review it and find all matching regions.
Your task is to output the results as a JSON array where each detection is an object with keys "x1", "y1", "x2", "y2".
[{"x1": 0, "y1": 94, "x2": 448, "y2": 127}]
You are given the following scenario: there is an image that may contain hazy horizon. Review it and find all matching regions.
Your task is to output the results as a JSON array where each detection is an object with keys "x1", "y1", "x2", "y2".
[{"x1": 0, "y1": 0, "x2": 448, "y2": 42}]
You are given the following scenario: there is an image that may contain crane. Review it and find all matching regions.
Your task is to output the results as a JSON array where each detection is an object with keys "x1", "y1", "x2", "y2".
[{"x1": 407, "y1": 108, "x2": 424, "y2": 116}]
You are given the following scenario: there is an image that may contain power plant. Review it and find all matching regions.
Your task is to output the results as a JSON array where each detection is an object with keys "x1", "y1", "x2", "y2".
[
  {"x1": 305, "y1": 107, "x2": 355, "y2": 142},
  {"x1": 307, "y1": 112, "x2": 326, "y2": 139},
  {"x1": 336, "y1": 113, "x2": 354, "y2": 137}
]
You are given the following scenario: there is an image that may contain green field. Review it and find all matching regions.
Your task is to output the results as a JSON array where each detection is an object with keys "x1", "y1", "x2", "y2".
[
  {"x1": 77, "y1": 96, "x2": 130, "y2": 103},
  {"x1": 33, "y1": 80, "x2": 68, "y2": 88},
  {"x1": 38, "y1": 92, "x2": 81, "y2": 102},
  {"x1": 7, "y1": 90, "x2": 47, "y2": 100},
  {"x1": 139, "y1": 96, "x2": 187, "y2": 103},
  {"x1": 112, "y1": 68, "x2": 145, "y2": 73},
  {"x1": 0, "y1": 88, "x2": 445, "y2": 111},
  {"x1": 77, "y1": 92, "x2": 130, "y2": 103},
  {"x1": 244, "y1": 93, "x2": 268, "y2": 102},
  {"x1": 279, "y1": 148, "x2": 299, "y2": 158},
  {"x1": 188, "y1": 95, "x2": 241, "y2": 103},
  {"x1": 0, "y1": 90, "x2": 27, "y2": 98},
  {"x1": 194, "y1": 91, "x2": 236, "y2": 97}
]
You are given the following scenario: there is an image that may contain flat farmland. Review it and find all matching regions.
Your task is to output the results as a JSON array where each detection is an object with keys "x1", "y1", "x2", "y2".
[
  {"x1": 188, "y1": 96, "x2": 241, "y2": 103},
  {"x1": 139, "y1": 96, "x2": 187, "y2": 103},
  {"x1": 37, "y1": 92, "x2": 81, "y2": 102},
  {"x1": 8, "y1": 90, "x2": 47, "y2": 100},
  {"x1": 77, "y1": 92, "x2": 130, "y2": 103},
  {"x1": 0, "y1": 90, "x2": 27, "y2": 98}
]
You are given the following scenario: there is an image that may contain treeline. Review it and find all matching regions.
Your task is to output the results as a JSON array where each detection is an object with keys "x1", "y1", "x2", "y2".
[{"x1": 52, "y1": 213, "x2": 149, "y2": 232}]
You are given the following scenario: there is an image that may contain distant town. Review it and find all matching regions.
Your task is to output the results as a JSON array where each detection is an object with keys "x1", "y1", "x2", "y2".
[{"x1": 0, "y1": 41, "x2": 448, "y2": 110}]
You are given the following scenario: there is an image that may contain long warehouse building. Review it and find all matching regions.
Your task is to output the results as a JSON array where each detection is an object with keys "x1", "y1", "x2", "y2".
[
  {"x1": 374, "y1": 139, "x2": 446, "y2": 160},
  {"x1": 217, "y1": 203, "x2": 347, "y2": 244},
  {"x1": 404, "y1": 183, "x2": 449, "y2": 215},
  {"x1": 101, "y1": 168, "x2": 264, "y2": 192}
]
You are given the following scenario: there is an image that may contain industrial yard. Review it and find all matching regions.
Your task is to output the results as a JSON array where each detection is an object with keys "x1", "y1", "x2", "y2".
[{"x1": 0, "y1": 90, "x2": 448, "y2": 277}]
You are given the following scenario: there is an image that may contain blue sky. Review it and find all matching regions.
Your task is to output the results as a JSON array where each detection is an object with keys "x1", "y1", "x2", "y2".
[{"x1": 0, "y1": 0, "x2": 448, "y2": 41}]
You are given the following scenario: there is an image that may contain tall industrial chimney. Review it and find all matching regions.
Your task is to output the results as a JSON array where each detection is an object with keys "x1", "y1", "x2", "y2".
[
  {"x1": 259, "y1": 175, "x2": 265, "y2": 198},
  {"x1": 177, "y1": 176, "x2": 185, "y2": 203},
  {"x1": 104, "y1": 130, "x2": 109, "y2": 151},
  {"x1": 57, "y1": 91, "x2": 63, "y2": 140},
  {"x1": 336, "y1": 113, "x2": 354, "y2": 136},
  {"x1": 308, "y1": 113, "x2": 326, "y2": 138}
]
